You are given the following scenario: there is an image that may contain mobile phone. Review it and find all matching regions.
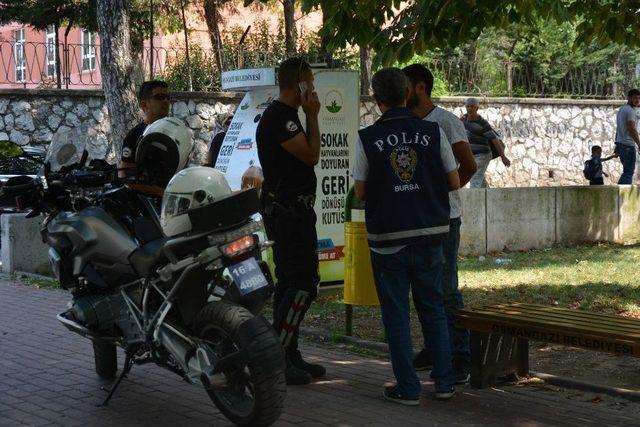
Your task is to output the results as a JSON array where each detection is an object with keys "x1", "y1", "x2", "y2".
[{"x1": 299, "y1": 81, "x2": 308, "y2": 94}]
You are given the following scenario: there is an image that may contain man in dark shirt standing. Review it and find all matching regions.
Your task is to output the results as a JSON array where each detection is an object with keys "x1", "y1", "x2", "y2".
[
  {"x1": 207, "y1": 114, "x2": 234, "y2": 167},
  {"x1": 119, "y1": 80, "x2": 171, "y2": 196},
  {"x1": 256, "y1": 57, "x2": 324, "y2": 385}
]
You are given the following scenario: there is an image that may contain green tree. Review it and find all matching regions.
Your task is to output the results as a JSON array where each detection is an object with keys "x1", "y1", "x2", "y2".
[{"x1": 298, "y1": 0, "x2": 640, "y2": 66}]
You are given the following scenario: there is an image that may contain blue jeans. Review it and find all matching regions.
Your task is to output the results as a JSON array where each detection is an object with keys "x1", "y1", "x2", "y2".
[
  {"x1": 423, "y1": 218, "x2": 470, "y2": 367},
  {"x1": 371, "y1": 243, "x2": 454, "y2": 398},
  {"x1": 616, "y1": 143, "x2": 636, "y2": 185}
]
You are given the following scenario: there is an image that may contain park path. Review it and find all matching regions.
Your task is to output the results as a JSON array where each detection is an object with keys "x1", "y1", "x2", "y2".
[{"x1": 1, "y1": 279, "x2": 639, "y2": 426}]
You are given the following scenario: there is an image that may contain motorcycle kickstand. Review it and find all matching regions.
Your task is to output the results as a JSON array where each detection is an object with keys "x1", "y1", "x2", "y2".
[{"x1": 98, "y1": 352, "x2": 134, "y2": 407}]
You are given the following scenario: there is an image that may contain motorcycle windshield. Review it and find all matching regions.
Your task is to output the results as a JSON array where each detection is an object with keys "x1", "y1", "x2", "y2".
[{"x1": 46, "y1": 124, "x2": 104, "y2": 172}]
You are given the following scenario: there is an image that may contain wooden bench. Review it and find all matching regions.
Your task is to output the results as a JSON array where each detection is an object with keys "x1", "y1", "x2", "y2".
[{"x1": 455, "y1": 303, "x2": 640, "y2": 388}]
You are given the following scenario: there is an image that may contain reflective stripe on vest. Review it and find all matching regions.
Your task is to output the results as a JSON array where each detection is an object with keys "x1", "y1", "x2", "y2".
[{"x1": 367, "y1": 225, "x2": 450, "y2": 242}]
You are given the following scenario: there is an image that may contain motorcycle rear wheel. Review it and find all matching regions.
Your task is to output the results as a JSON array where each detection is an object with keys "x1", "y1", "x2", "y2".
[{"x1": 195, "y1": 300, "x2": 286, "y2": 426}]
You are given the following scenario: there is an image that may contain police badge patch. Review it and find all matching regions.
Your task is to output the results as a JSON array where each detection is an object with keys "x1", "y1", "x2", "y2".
[
  {"x1": 285, "y1": 120, "x2": 298, "y2": 132},
  {"x1": 390, "y1": 146, "x2": 418, "y2": 183}
]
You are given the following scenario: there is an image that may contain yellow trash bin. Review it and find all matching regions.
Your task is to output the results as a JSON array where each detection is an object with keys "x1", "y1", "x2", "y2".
[{"x1": 343, "y1": 220, "x2": 379, "y2": 306}]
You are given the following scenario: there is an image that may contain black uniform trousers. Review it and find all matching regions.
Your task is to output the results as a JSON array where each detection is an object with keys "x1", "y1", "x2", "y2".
[{"x1": 262, "y1": 200, "x2": 319, "y2": 354}]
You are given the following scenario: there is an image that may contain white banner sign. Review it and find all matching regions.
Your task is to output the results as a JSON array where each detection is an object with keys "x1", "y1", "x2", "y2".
[
  {"x1": 220, "y1": 68, "x2": 276, "y2": 91},
  {"x1": 215, "y1": 70, "x2": 359, "y2": 283}
]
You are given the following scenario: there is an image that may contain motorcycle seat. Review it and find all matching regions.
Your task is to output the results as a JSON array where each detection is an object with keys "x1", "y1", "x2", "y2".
[{"x1": 129, "y1": 237, "x2": 169, "y2": 278}]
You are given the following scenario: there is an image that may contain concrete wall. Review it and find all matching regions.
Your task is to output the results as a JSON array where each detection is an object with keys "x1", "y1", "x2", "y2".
[
  {"x1": 1, "y1": 213, "x2": 50, "y2": 276},
  {"x1": 619, "y1": 186, "x2": 640, "y2": 242},
  {"x1": 460, "y1": 185, "x2": 640, "y2": 255},
  {"x1": 486, "y1": 187, "x2": 556, "y2": 253}
]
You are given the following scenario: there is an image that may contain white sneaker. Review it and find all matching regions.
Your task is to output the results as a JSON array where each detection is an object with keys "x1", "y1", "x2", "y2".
[{"x1": 435, "y1": 388, "x2": 455, "y2": 400}]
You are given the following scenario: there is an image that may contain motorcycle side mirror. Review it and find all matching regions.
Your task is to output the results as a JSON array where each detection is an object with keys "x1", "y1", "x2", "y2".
[{"x1": 0, "y1": 140, "x2": 25, "y2": 158}]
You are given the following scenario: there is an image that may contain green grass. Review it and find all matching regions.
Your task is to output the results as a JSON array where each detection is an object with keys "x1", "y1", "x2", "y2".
[
  {"x1": 304, "y1": 243, "x2": 640, "y2": 341},
  {"x1": 18, "y1": 275, "x2": 60, "y2": 289}
]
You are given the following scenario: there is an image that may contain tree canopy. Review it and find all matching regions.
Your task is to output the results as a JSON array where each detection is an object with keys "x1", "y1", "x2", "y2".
[
  {"x1": 0, "y1": 0, "x2": 97, "y2": 30},
  {"x1": 300, "y1": 0, "x2": 640, "y2": 65}
]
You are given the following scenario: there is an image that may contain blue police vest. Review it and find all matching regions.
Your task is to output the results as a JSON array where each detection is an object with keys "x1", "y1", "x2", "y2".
[{"x1": 359, "y1": 107, "x2": 450, "y2": 248}]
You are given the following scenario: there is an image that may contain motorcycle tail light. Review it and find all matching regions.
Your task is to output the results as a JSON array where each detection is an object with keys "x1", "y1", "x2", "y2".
[{"x1": 222, "y1": 235, "x2": 255, "y2": 258}]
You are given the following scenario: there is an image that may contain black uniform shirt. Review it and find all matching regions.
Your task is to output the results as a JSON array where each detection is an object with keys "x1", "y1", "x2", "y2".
[
  {"x1": 256, "y1": 100, "x2": 316, "y2": 200},
  {"x1": 121, "y1": 122, "x2": 147, "y2": 162},
  {"x1": 208, "y1": 131, "x2": 226, "y2": 166}
]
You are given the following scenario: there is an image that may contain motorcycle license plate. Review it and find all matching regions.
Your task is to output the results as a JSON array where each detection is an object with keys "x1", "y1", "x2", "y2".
[{"x1": 229, "y1": 258, "x2": 269, "y2": 296}]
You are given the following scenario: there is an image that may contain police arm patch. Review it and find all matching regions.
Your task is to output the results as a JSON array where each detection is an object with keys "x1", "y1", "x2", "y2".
[{"x1": 285, "y1": 120, "x2": 299, "y2": 133}]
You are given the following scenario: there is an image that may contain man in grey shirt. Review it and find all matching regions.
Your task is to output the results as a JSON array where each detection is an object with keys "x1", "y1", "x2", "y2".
[
  {"x1": 403, "y1": 64, "x2": 477, "y2": 384},
  {"x1": 615, "y1": 89, "x2": 640, "y2": 184}
]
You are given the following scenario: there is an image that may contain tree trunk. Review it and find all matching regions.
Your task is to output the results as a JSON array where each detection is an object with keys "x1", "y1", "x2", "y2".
[
  {"x1": 203, "y1": 0, "x2": 225, "y2": 74},
  {"x1": 319, "y1": 7, "x2": 332, "y2": 67},
  {"x1": 149, "y1": 0, "x2": 154, "y2": 79},
  {"x1": 96, "y1": 0, "x2": 140, "y2": 161},
  {"x1": 180, "y1": 0, "x2": 193, "y2": 91},
  {"x1": 64, "y1": 24, "x2": 72, "y2": 90},
  {"x1": 283, "y1": 0, "x2": 296, "y2": 56},
  {"x1": 204, "y1": 0, "x2": 224, "y2": 74},
  {"x1": 54, "y1": 22, "x2": 61, "y2": 89},
  {"x1": 359, "y1": 46, "x2": 372, "y2": 96}
]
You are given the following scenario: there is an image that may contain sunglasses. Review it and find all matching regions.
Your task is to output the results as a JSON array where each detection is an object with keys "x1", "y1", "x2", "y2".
[{"x1": 150, "y1": 93, "x2": 171, "y2": 101}]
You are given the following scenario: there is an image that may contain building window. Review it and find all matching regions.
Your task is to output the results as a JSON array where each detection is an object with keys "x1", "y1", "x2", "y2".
[
  {"x1": 81, "y1": 30, "x2": 95, "y2": 71},
  {"x1": 46, "y1": 25, "x2": 57, "y2": 77},
  {"x1": 14, "y1": 28, "x2": 26, "y2": 82}
]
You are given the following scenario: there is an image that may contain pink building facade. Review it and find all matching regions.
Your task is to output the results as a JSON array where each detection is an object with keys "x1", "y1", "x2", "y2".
[
  {"x1": 0, "y1": 5, "x2": 322, "y2": 90},
  {"x1": 0, "y1": 24, "x2": 101, "y2": 89}
]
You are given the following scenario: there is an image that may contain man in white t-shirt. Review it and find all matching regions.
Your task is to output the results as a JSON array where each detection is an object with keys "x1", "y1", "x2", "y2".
[
  {"x1": 614, "y1": 89, "x2": 640, "y2": 184},
  {"x1": 403, "y1": 64, "x2": 477, "y2": 384}
]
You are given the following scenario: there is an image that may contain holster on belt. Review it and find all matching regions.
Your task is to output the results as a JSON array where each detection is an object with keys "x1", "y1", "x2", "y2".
[{"x1": 262, "y1": 191, "x2": 315, "y2": 216}]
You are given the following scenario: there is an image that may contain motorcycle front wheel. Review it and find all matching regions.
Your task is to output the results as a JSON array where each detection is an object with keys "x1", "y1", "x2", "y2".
[{"x1": 194, "y1": 300, "x2": 286, "y2": 426}]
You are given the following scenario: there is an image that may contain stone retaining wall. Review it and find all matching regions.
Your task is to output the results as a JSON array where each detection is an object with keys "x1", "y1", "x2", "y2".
[{"x1": 0, "y1": 89, "x2": 633, "y2": 186}]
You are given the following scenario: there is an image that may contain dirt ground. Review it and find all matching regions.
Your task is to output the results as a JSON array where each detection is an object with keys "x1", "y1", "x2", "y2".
[
  {"x1": 303, "y1": 304, "x2": 640, "y2": 391},
  {"x1": 529, "y1": 342, "x2": 640, "y2": 390}
]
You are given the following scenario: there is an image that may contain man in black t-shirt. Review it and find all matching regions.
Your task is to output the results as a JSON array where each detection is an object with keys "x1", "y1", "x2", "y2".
[
  {"x1": 207, "y1": 114, "x2": 234, "y2": 167},
  {"x1": 119, "y1": 80, "x2": 171, "y2": 196},
  {"x1": 256, "y1": 57, "x2": 323, "y2": 385}
]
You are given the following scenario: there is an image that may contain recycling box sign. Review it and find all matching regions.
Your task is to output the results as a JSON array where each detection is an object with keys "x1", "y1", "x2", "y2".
[{"x1": 214, "y1": 70, "x2": 359, "y2": 283}]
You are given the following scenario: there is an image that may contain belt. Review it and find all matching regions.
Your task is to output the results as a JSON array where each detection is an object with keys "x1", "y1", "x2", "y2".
[{"x1": 263, "y1": 192, "x2": 316, "y2": 215}]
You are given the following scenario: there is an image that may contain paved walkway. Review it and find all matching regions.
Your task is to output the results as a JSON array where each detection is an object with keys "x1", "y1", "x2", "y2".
[{"x1": 2, "y1": 280, "x2": 640, "y2": 426}]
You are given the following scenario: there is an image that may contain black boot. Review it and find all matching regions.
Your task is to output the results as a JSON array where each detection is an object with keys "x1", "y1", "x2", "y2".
[
  {"x1": 285, "y1": 356, "x2": 312, "y2": 385},
  {"x1": 289, "y1": 349, "x2": 326, "y2": 379}
]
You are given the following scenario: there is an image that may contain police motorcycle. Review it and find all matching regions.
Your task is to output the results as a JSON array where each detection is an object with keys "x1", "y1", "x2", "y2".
[{"x1": 0, "y1": 120, "x2": 286, "y2": 426}]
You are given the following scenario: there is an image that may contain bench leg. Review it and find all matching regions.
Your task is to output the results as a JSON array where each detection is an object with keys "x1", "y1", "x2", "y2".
[
  {"x1": 470, "y1": 331, "x2": 494, "y2": 388},
  {"x1": 516, "y1": 338, "x2": 529, "y2": 377},
  {"x1": 469, "y1": 331, "x2": 529, "y2": 389}
]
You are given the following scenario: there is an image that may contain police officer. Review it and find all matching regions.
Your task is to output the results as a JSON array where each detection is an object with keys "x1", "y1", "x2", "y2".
[
  {"x1": 119, "y1": 80, "x2": 171, "y2": 196},
  {"x1": 352, "y1": 68, "x2": 460, "y2": 405},
  {"x1": 256, "y1": 57, "x2": 325, "y2": 385}
]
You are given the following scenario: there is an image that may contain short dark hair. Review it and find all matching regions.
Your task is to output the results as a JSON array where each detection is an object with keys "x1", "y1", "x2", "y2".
[
  {"x1": 278, "y1": 57, "x2": 311, "y2": 91},
  {"x1": 138, "y1": 80, "x2": 168, "y2": 101},
  {"x1": 592, "y1": 145, "x2": 602, "y2": 153},
  {"x1": 628, "y1": 89, "x2": 640, "y2": 98},
  {"x1": 402, "y1": 64, "x2": 434, "y2": 97},
  {"x1": 371, "y1": 67, "x2": 408, "y2": 107}
]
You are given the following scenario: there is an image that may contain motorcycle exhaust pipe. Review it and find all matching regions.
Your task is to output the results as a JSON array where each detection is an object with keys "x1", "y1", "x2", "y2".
[{"x1": 157, "y1": 323, "x2": 227, "y2": 389}]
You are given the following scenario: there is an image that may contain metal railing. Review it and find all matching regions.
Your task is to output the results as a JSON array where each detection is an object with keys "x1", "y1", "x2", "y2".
[
  {"x1": 1, "y1": 40, "x2": 639, "y2": 99},
  {"x1": 424, "y1": 57, "x2": 640, "y2": 99},
  {"x1": 0, "y1": 41, "x2": 101, "y2": 88}
]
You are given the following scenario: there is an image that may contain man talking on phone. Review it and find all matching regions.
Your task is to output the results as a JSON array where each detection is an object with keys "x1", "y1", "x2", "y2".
[{"x1": 256, "y1": 57, "x2": 324, "y2": 385}]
